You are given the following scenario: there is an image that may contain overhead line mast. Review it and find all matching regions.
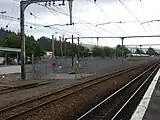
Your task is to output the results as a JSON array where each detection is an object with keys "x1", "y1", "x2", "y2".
[{"x1": 20, "y1": 0, "x2": 97, "y2": 80}]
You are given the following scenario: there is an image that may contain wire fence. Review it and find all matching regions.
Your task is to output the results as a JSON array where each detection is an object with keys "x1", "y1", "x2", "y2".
[{"x1": 27, "y1": 56, "x2": 158, "y2": 80}]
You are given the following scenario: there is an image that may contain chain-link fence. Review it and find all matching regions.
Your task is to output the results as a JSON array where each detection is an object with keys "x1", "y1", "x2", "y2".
[{"x1": 26, "y1": 56, "x2": 158, "y2": 80}]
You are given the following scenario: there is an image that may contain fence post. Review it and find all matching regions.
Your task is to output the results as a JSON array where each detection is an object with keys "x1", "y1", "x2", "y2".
[
  {"x1": 32, "y1": 54, "x2": 35, "y2": 79},
  {"x1": 72, "y1": 35, "x2": 74, "y2": 67}
]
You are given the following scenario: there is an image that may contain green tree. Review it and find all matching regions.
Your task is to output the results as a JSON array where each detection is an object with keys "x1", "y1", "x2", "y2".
[
  {"x1": 115, "y1": 45, "x2": 131, "y2": 57},
  {"x1": 37, "y1": 36, "x2": 52, "y2": 51},
  {"x1": 146, "y1": 47, "x2": 158, "y2": 56},
  {"x1": 103, "y1": 46, "x2": 115, "y2": 57},
  {"x1": 92, "y1": 46, "x2": 116, "y2": 57},
  {"x1": 0, "y1": 28, "x2": 44, "y2": 58},
  {"x1": 92, "y1": 46, "x2": 104, "y2": 57},
  {"x1": 26, "y1": 36, "x2": 44, "y2": 57},
  {"x1": 37, "y1": 36, "x2": 90, "y2": 57}
]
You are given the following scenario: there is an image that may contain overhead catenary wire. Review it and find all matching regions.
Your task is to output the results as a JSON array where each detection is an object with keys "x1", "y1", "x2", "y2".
[
  {"x1": 40, "y1": 4, "x2": 60, "y2": 16},
  {"x1": 92, "y1": 2, "x2": 145, "y2": 42},
  {"x1": 0, "y1": 2, "x2": 76, "y2": 37},
  {"x1": 48, "y1": 5, "x2": 109, "y2": 36},
  {"x1": 96, "y1": 21, "x2": 140, "y2": 26},
  {"x1": 27, "y1": 10, "x2": 76, "y2": 35},
  {"x1": 41, "y1": 4, "x2": 105, "y2": 36},
  {"x1": 93, "y1": 1, "x2": 129, "y2": 36},
  {"x1": 138, "y1": 0, "x2": 152, "y2": 34},
  {"x1": 39, "y1": 3, "x2": 117, "y2": 36},
  {"x1": 37, "y1": 4, "x2": 86, "y2": 36},
  {"x1": 45, "y1": 3, "x2": 111, "y2": 37},
  {"x1": 118, "y1": 0, "x2": 148, "y2": 35},
  {"x1": 142, "y1": 20, "x2": 160, "y2": 24},
  {"x1": 0, "y1": 12, "x2": 80, "y2": 36}
]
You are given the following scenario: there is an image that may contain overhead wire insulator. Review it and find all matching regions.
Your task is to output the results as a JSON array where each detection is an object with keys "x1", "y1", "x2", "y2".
[
  {"x1": 45, "y1": 2, "x2": 47, "y2": 6},
  {"x1": 94, "y1": 0, "x2": 97, "y2": 3},
  {"x1": 62, "y1": 0, "x2": 65, "y2": 6},
  {"x1": 52, "y1": 1, "x2": 55, "y2": 5},
  {"x1": 48, "y1": 2, "x2": 51, "y2": 6}
]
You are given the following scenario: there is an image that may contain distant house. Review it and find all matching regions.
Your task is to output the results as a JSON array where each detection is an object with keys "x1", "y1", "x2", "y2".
[
  {"x1": 0, "y1": 57, "x2": 4, "y2": 64},
  {"x1": 45, "y1": 51, "x2": 53, "y2": 56},
  {"x1": 43, "y1": 51, "x2": 53, "y2": 59}
]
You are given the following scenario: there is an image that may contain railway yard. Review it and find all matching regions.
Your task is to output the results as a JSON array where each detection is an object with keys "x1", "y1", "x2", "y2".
[{"x1": 0, "y1": 58, "x2": 159, "y2": 120}]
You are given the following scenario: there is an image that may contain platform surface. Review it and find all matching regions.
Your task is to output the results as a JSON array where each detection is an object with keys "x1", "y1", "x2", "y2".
[
  {"x1": 143, "y1": 70, "x2": 160, "y2": 120},
  {"x1": 130, "y1": 68, "x2": 160, "y2": 120}
]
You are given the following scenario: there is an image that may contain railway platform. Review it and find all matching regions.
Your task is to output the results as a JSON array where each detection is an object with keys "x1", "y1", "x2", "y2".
[{"x1": 131, "y1": 68, "x2": 160, "y2": 120}]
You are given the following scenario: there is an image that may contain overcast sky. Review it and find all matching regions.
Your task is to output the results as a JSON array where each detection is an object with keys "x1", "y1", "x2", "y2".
[{"x1": 0, "y1": 0, "x2": 160, "y2": 48}]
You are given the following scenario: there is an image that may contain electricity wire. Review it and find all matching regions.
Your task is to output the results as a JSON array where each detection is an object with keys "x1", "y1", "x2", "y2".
[{"x1": 118, "y1": 0, "x2": 148, "y2": 34}]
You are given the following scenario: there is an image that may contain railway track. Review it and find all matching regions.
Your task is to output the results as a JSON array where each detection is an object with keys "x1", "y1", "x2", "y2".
[
  {"x1": 0, "y1": 82, "x2": 51, "y2": 95},
  {"x1": 0, "y1": 63, "x2": 144, "y2": 120},
  {"x1": 77, "y1": 61, "x2": 159, "y2": 120},
  {"x1": 0, "y1": 61, "x2": 158, "y2": 120}
]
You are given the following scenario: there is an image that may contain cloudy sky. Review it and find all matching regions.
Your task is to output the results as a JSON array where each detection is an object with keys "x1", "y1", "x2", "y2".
[{"x1": 1, "y1": 0, "x2": 160, "y2": 48}]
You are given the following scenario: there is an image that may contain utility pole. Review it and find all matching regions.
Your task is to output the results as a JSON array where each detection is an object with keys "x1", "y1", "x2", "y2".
[
  {"x1": 140, "y1": 45, "x2": 142, "y2": 56},
  {"x1": 69, "y1": 0, "x2": 73, "y2": 25},
  {"x1": 72, "y1": 35, "x2": 74, "y2": 67},
  {"x1": 19, "y1": 0, "x2": 73, "y2": 80},
  {"x1": 52, "y1": 35, "x2": 55, "y2": 62},
  {"x1": 64, "y1": 38, "x2": 67, "y2": 57},
  {"x1": 97, "y1": 37, "x2": 99, "y2": 47},
  {"x1": 77, "y1": 37, "x2": 80, "y2": 61},
  {"x1": 20, "y1": 1, "x2": 27, "y2": 80},
  {"x1": 59, "y1": 36, "x2": 63, "y2": 56},
  {"x1": 121, "y1": 37, "x2": 124, "y2": 64},
  {"x1": 121, "y1": 37, "x2": 124, "y2": 58}
]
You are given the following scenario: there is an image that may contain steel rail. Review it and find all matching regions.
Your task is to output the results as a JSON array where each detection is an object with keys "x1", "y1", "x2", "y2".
[
  {"x1": 0, "y1": 65, "x2": 138, "y2": 120},
  {"x1": 77, "y1": 61, "x2": 159, "y2": 120},
  {"x1": 111, "y1": 64, "x2": 159, "y2": 120},
  {"x1": 0, "y1": 82, "x2": 51, "y2": 95}
]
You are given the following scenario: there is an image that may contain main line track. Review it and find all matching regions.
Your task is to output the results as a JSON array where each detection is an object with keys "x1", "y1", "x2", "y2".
[{"x1": 77, "y1": 61, "x2": 159, "y2": 120}]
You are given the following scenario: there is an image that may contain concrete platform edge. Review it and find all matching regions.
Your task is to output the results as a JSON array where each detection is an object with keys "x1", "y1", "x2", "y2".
[{"x1": 130, "y1": 68, "x2": 160, "y2": 120}]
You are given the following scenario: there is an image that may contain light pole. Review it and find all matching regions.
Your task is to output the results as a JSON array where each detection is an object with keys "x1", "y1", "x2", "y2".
[
  {"x1": 77, "y1": 37, "x2": 80, "y2": 61},
  {"x1": 121, "y1": 37, "x2": 125, "y2": 64},
  {"x1": 72, "y1": 35, "x2": 74, "y2": 67},
  {"x1": 52, "y1": 35, "x2": 55, "y2": 62},
  {"x1": 20, "y1": 0, "x2": 73, "y2": 80},
  {"x1": 96, "y1": 37, "x2": 99, "y2": 47},
  {"x1": 121, "y1": 37, "x2": 124, "y2": 58},
  {"x1": 140, "y1": 45, "x2": 142, "y2": 56}
]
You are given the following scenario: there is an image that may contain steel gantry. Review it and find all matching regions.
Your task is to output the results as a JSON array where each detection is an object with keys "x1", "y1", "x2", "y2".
[
  {"x1": 20, "y1": 0, "x2": 74, "y2": 80},
  {"x1": 19, "y1": 0, "x2": 63, "y2": 80},
  {"x1": 66, "y1": 35, "x2": 160, "y2": 61},
  {"x1": 20, "y1": 0, "x2": 97, "y2": 80}
]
